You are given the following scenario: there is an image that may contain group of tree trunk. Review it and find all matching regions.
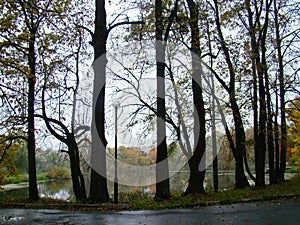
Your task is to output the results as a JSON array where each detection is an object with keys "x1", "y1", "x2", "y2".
[
  {"x1": 0, "y1": 0, "x2": 298, "y2": 202},
  {"x1": 85, "y1": 0, "x2": 293, "y2": 200}
]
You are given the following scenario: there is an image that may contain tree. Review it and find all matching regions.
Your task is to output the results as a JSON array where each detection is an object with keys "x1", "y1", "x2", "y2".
[
  {"x1": 210, "y1": 0, "x2": 250, "y2": 188},
  {"x1": 20, "y1": 0, "x2": 39, "y2": 200},
  {"x1": 274, "y1": 0, "x2": 286, "y2": 182},
  {"x1": 85, "y1": 0, "x2": 110, "y2": 202},
  {"x1": 88, "y1": 0, "x2": 144, "y2": 202},
  {"x1": 154, "y1": 0, "x2": 180, "y2": 200},
  {"x1": 37, "y1": 26, "x2": 88, "y2": 201},
  {"x1": 108, "y1": 0, "x2": 217, "y2": 194},
  {"x1": 0, "y1": 0, "x2": 86, "y2": 200},
  {"x1": 244, "y1": 0, "x2": 273, "y2": 187},
  {"x1": 155, "y1": 0, "x2": 169, "y2": 199},
  {"x1": 0, "y1": 0, "x2": 47, "y2": 200},
  {"x1": 184, "y1": 0, "x2": 206, "y2": 195},
  {"x1": 271, "y1": 0, "x2": 300, "y2": 181}
]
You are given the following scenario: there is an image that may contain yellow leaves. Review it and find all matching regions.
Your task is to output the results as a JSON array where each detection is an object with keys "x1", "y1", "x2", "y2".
[
  {"x1": 0, "y1": 136, "x2": 20, "y2": 183},
  {"x1": 287, "y1": 98, "x2": 300, "y2": 171},
  {"x1": 56, "y1": 6, "x2": 64, "y2": 14},
  {"x1": 17, "y1": 33, "x2": 30, "y2": 41}
]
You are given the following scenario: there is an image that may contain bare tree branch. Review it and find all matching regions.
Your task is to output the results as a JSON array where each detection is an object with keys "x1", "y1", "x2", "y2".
[{"x1": 108, "y1": 21, "x2": 145, "y2": 34}]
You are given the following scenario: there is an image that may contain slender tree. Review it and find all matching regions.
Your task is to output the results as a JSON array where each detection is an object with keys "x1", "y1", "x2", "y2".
[
  {"x1": 154, "y1": 0, "x2": 179, "y2": 200},
  {"x1": 0, "y1": 0, "x2": 45, "y2": 200},
  {"x1": 38, "y1": 84, "x2": 88, "y2": 202},
  {"x1": 274, "y1": 0, "x2": 287, "y2": 182},
  {"x1": 211, "y1": 0, "x2": 250, "y2": 188},
  {"x1": 155, "y1": 0, "x2": 170, "y2": 200},
  {"x1": 274, "y1": 84, "x2": 280, "y2": 181},
  {"x1": 244, "y1": 0, "x2": 273, "y2": 187},
  {"x1": 24, "y1": 0, "x2": 39, "y2": 200},
  {"x1": 36, "y1": 26, "x2": 88, "y2": 201},
  {"x1": 207, "y1": 18, "x2": 219, "y2": 192},
  {"x1": 184, "y1": 0, "x2": 206, "y2": 195}
]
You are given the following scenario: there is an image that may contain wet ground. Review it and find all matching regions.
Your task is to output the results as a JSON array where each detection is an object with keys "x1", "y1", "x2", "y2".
[{"x1": 0, "y1": 198, "x2": 299, "y2": 225}]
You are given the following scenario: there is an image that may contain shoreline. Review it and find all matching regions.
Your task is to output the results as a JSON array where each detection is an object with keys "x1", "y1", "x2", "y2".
[
  {"x1": 0, "y1": 179, "x2": 59, "y2": 192},
  {"x1": 0, "y1": 182, "x2": 29, "y2": 191}
]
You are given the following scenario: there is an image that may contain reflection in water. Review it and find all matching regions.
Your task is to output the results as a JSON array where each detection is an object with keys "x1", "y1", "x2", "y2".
[
  {"x1": 38, "y1": 179, "x2": 74, "y2": 201},
  {"x1": 0, "y1": 172, "x2": 296, "y2": 201},
  {"x1": 0, "y1": 187, "x2": 29, "y2": 200},
  {"x1": 0, "y1": 180, "x2": 74, "y2": 202}
]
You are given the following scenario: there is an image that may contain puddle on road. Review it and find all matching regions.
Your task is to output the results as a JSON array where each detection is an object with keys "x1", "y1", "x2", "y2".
[{"x1": 0, "y1": 215, "x2": 24, "y2": 222}]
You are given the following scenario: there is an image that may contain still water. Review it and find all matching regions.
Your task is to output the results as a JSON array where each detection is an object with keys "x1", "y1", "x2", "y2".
[
  {"x1": 0, "y1": 172, "x2": 234, "y2": 201},
  {"x1": 0, "y1": 172, "x2": 295, "y2": 201},
  {"x1": 0, "y1": 180, "x2": 74, "y2": 201}
]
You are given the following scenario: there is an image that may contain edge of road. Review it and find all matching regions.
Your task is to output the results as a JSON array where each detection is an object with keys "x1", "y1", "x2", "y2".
[{"x1": 0, "y1": 194, "x2": 300, "y2": 211}]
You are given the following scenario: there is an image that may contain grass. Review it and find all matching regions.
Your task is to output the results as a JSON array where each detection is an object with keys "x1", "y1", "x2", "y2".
[
  {"x1": 286, "y1": 166, "x2": 299, "y2": 173},
  {"x1": 3, "y1": 172, "x2": 49, "y2": 185},
  {"x1": 0, "y1": 174, "x2": 299, "y2": 211},
  {"x1": 121, "y1": 174, "x2": 300, "y2": 210}
]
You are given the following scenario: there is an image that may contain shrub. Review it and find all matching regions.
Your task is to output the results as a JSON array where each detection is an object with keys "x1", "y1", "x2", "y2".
[{"x1": 46, "y1": 167, "x2": 70, "y2": 180}]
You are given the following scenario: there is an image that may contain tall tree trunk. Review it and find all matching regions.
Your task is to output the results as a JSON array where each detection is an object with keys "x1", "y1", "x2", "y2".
[
  {"x1": 207, "y1": 20, "x2": 218, "y2": 192},
  {"x1": 184, "y1": 0, "x2": 206, "y2": 195},
  {"x1": 155, "y1": 0, "x2": 170, "y2": 200},
  {"x1": 265, "y1": 68, "x2": 276, "y2": 184},
  {"x1": 274, "y1": 0, "x2": 287, "y2": 182},
  {"x1": 274, "y1": 86, "x2": 280, "y2": 181},
  {"x1": 232, "y1": 101, "x2": 250, "y2": 188},
  {"x1": 260, "y1": 1, "x2": 274, "y2": 183},
  {"x1": 27, "y1": 30, "x2": 39, "y2": 201},
  {"x1": 256, "y1": 39, "x2": 267, "y2": 187},
  {"x1": 213, "y1": 0, "x2": 249, "y2": 188},
  {"x1": 70, "y1": 32, "x2": 87, "y2": 202},
  {"x1": 23, "y1": 0, "x2": 39, "y2": 201},
  {"x1": 246, "y1": 0, "x2": 272, "y2": 187},
  {"x1": 245, "y1": 0, "x2": 259, "y2": 185},
  {"x1": 89, "y1": 0, "x2": 109, "y2": 202},
  {"x1": 263, "y1": 39, "x2": 276, "y2": 184}
]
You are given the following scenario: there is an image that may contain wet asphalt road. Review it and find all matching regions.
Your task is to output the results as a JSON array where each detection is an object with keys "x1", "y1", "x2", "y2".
[{"x1": 0, "y1": 198, "x2": 299, "y2": 225}]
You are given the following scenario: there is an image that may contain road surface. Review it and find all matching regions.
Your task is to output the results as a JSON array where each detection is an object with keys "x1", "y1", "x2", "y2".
[{"x1": 0, "y1": 198, "x2": 299, "y2": 224}]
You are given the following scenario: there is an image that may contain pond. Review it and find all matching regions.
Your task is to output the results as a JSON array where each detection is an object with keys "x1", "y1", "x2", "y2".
[
  {"x1": 0, "y1": 179, "x2": 75, "y2": 201},
  {"x1": 0, "y1": 172, "x2": 296, "y2": 201}
]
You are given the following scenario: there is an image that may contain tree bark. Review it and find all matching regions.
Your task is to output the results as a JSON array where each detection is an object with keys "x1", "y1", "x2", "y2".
[
  {"x1": 255, "y1": 41, "x2": 267, "y2": 187},
  {"x1": 231, "y1": 101, "x2": 250, "y2": 188},
  {"x1": 154, "y1": 0, "x2": 170, "y2": 200},
  {"x1": 206, "y1": 17, "x2": 218, "y2": 192},
  {"x1": 68, "y1": 136, "x2": 87, "y2": 202},
  {"x1": 184, "y1": 0, "x2": 206, "y2": 195},
  {"x1": 274, "y1": 88, "x2": 280, "y2": 181},
  {"x1": 266, "y1": 79, "x2": 276, "y2": 184},
  {"x1": 264, "y1": 31, "x2": 276, "y2": 184},
  {"x1": 89, "y1": 0, "x2": 110, "y2": 202},
  {"x1": 274, "y1": 0, "x2": 287, "y2": 182},
  {"x1": 27, "y1": 18, "x2": 39, "y2": 200},
  {"x1": 245, "y1": 0, "x2": 259, "y2": 185},
  {"x1": 27, "y1": 40, "x2": 39, "y2": 200}
]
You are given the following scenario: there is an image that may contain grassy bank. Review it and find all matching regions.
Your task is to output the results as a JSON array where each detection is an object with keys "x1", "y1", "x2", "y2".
[
  {"x1": 2, "y1": 167, "x2": 71, "y2": 185},
  {"x1": 121, "y1": 174, "x2": 300, "y2": 210},
  {"x1": 3, "y1": 173, "x2": 49, "y2": 185},
  {"x1": 0, "y1": 174, "x2": 299, "y2": 210}
]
